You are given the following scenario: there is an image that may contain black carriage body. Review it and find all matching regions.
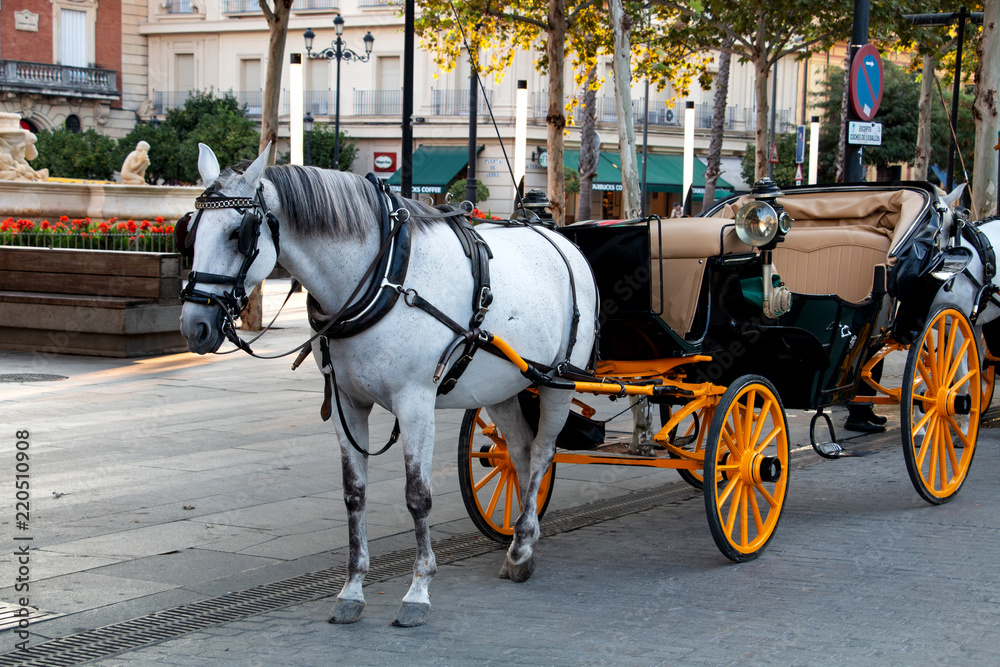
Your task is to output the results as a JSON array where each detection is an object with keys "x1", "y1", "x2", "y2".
[{"x1": 561, "y1": 183, "x2": 937, "y2": 410}]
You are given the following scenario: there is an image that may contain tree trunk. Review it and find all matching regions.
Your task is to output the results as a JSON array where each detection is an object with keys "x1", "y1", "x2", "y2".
[
  {"x1": 610, "y1": 0, "x2": 641, "y2": 219},
  {"x1": 243, "y1": 0, "x2": 291, "y2": 331},
  {"x1": 546, "y1": 0, "x2": 567, "y2": 226},
  {"x1": 752, "y1": 13, "x2": 769, "y2": 182},
  {"x1": 576, "y1": 66, "x2": 598, "y2": 222},
  {"x1": 914, "y1": 53, "x2": 935, "y2": 181},
  {"x1": 973, "y1": 0, "x2": 1000, "y2": 219},
  {"x1": 702, "y1": 37, "x2": 734, "y2": 212},
  {"x1": 835, "y1": 51, "x2": 851, "y2": 183}
]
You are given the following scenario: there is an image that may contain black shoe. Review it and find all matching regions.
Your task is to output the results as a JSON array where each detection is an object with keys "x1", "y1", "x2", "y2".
[
  {"x1": 844, "y1": 418, "x2": 886, "y2": 434},
  {"x1": 848, "y1": 404, "x2": 887, "y2": 426}
]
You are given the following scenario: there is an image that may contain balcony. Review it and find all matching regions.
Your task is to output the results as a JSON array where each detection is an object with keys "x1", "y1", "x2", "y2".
[
  {"x1": 293, "y1": 0, "x2": 339, "y2": 10},
  {"x1": 163, "y1": 0, "x2": 197, "y2": 13},
  {"x1": 283, "y1": 90, "x2": 333, "y2": 116},
  {"x1": 152, "y1": 90, "x2": 263, "y2": 116},
  {"x1": 0, "y1": 60, "x2": 118, "y2": 101},
  {"x1": 358, "y1": 0, "x2": 401, "y2": 6},
  {"x1": 431, "y1": 89, "x2": 493, "y2": 117},
  {"x1": 354, "y1": 89, "x2": 401, "y2": 116},
  {"x1": 222, "y1": 0, "x2": 260, "y2": 14}
]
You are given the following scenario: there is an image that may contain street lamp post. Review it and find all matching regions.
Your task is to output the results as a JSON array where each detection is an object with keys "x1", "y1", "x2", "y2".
[
  {"x1": 304, "y1": 16, "x2": 374, "y2": 170},
  {"x1": 304, "y1": 112, "x2": 314, "y2": 166}
]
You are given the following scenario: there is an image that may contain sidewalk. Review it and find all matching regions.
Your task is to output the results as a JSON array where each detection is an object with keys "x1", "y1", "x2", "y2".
[{"x1": 5, "y1": 279, "x2": 978, "y2": 666}]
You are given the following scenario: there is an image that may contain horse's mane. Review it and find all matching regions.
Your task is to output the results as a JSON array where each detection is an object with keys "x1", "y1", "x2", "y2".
[{"x1": 221, "y1": 164, "x2": 455, "y2": 240}]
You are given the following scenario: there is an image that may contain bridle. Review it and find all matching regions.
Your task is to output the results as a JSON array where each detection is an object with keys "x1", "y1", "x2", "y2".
[{"x1": 178, "y1": 183, "x2": 281, "y2": 351}]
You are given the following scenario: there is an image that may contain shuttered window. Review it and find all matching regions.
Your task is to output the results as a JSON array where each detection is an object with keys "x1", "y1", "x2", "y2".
[{"x1": 60, "y1": 9, "x2": 87, "y2": 68}]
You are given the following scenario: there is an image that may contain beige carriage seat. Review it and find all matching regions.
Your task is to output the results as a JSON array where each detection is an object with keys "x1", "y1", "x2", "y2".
[
  {"x1": 773, "y1": 189, "x2": 927, "y2": 302},
  {"x1": 649, "y1": 217, "x2": 751, "y2": 336}
]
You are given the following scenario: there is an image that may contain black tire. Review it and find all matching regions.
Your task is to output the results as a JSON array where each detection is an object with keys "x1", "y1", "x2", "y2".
[
  {"x1": 457, "y1": 408, "x2": 556, "y2": 543},
  {"x1": 703, "y1": 375, "x2": 789, "y2": 562}
]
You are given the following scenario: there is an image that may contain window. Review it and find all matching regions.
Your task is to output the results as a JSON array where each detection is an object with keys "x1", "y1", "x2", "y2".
[
  {"x1": 60, "y1": 9, "x2": 87, "y2": 68},
  {"x1": 240, "y1": 59, "x2": 262, "y2": 115},
  {"x1": 378, "y1": 56, "x2": 399, "y2": 91},
  {"x1": 175, "y1": 54, "x2": 195, "y2": 93},
  {"x1": 308, "y1": 60, "x2": 329, "y2": 115}
]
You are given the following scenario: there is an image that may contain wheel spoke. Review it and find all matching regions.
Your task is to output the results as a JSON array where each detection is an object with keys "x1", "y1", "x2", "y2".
[
  {"x1": 943, "y1": 338, "x2": 972, "y2": 387},
  {"x1": 936, "y1": 317, "x2": 947, "y2": 379},
  {"x1": 718, "y1": 474, "x2": 740, "y2": 505},
  {"x1": 484, "y1": 468, "x2": 508, "y2": 518},
  {"x1": 742, "y1": 390, "x2": 756, "y2": 448},
  {"x1": 503, "y1": 472, "x2": 514, "y2": 529},
  {"x1": 731, "y1": 403, "x2": 745, "y2": 453},
  {"x1": 475, "y1": 416, "x2": 488, "y2": 429},
  {"x1": 749, "y1": 398, "x2": 772, "y2": 449},
  {"x1": 943, "y1": 412, "x2": 974, "y2": 449},
  {"x1": 756, "y1": 483, "x2": 777, "y2": 508},
  {"x1": 928, "y1": 421, "x2": 941, "y2": 488},
  {"x1": 473, "y1": 464, "x2": 501, "y2": 493},
  {"x1": 724, "y1": 481, "x2": 742, "y2": 535},
  {"x1": 740, "y1": 486, "x2": 749, "y2": 547},
  {"x1": 917, "y1": 353, "x2": 936, "y2": 392},
  {"x1": 748, "y1": 487, "x2": 766, "y2": 534},
  {"x1": 915, "y1": 414, "x2": 937, "y2": 468},
  {"x1": 944, "y1": 317, "x2": 959, "y2": 374},
  {"x1": 912, "y1": 406, "x2": 935, "y2": 434},
  {"x1": 754, "y1": 425, "x2": 783, "y2": 455}
]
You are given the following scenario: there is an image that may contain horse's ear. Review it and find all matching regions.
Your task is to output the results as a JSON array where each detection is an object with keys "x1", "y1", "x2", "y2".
[
  {"x1": 198, "y1": 143, "x2": 221, "y2": 187},
  {"x1": 242, "y1": 142, "x2": 272, "y2": 188},
  {"x1": 941, "y1": 183, "x2": 967, "y2": 208}
]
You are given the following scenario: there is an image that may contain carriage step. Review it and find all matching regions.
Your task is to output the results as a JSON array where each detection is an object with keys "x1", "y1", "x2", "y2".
[{"x1": 812, "y1": 440, "x2": 845, "y2": 459}]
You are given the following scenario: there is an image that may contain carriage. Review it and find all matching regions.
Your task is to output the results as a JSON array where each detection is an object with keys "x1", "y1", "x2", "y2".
[
  {"x1": 458, "y1": 178, "x2": 989, "y2": 562},
  {"x1": 180, "y1": 143, "x2": 993, "y2": 625}
]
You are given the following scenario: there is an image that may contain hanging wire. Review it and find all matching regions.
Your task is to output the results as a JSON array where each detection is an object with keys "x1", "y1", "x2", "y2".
[{"x1": 447, "y1": 0, "x2": 528, "y2": 219}]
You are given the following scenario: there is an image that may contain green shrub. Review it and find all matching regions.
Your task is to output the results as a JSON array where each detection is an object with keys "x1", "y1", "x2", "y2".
[{"x1": 32, "y1": 128, "x2": 119, "y2": 180}]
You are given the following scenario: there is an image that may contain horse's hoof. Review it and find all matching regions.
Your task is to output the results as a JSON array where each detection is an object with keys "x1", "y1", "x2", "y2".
[
  {"x1": 499, "y1": 555, "x2": 535, "y2": 583},
  {"x1": 328, "y1": 598, "x2": 365, "y2": 624},
  {"x1": 391, "y1": 601, "x2": 430, "y2": 627}
]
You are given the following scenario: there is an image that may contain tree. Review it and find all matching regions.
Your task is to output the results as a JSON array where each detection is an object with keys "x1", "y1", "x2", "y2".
[
  {"x1": 449, "y1": 178, "x2": 490, "y2": 203},
  {"x1": 609, "y1": 0, "x2": 641, "y2": 219},
  {"x1": 32, "y1": 128, "x2": 119, "y2": 180},
  {"x1": 647, "y1": 0, "x2": 922, "y2": 181},
  {"x1": 811, "y1": 62, "x2": 974, "y2": 183},
  {"x1": 575, "y1": 66, "x2": 599, "y2": 221},
  {"x1": 702, "y1": 36, "x2": 734, "y2": 211},
  {"x1": 740, "y1": 133, "x2": 799, "y2": 188},
  {"x1": 416, "y1": 0, "x2": 613, "y2": 226},
  {"x1": 973, "y1": 0, "x2": 999, "y2": 218},
  {"x1": 259, "y1": 0, "x2": 293, "y2": 161},
  {"x1": 298, "y1": 124, "x2": 358, "y2": 171}
]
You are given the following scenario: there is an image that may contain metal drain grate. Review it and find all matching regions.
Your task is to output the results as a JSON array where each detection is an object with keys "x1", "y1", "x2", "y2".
[
  {"x1": 0, "y1": 428, "x2": 898, "y2": 666},
  {"x1": 0, "y1": 603, "x2": 62, "y2": 631},
  {"x1": 0, "y1": 374, "x2": 68, "y2": 383}
]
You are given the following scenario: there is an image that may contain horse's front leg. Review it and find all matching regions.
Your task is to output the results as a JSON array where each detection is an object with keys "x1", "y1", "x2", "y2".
[
  {"x1": 392, "y1": 396, "x2": 437, "y2": 627},
  {"x1": 329, "y1": 396, "x2": 373, "y2": 624}
]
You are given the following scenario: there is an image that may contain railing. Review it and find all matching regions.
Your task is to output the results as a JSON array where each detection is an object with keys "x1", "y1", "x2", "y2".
[
  {"x1": 358, "y1": 0, "x2": 402, "y2": 6},
  {"x1": 431, "y1": 89, "x2": 493, "y2": 116},
  {"x1": 151, "y1": 90, "x2": 193, "y2": 114},
  {"x1": 532, "y1": 92, "x2": 791, "y2": 134},
  {"x1": 233, "y1": 90, "x2": 263, "y2": 116},
  {"x1": 354, "y1": 89, "x2": 402, "y2": 116},
  {"x1": 293, "y1": 0, "x2": 339, "y2": 9},
  {"x1": 0, "y1": 60, "x2": 118, "y2": 100},
  {"x1": 222, "y1": 0, "x2": 260, "y2": 14},
  {"x1": 1, "y1": 231, "x2": 179, "y2": 253},
  {"x1": 163, "y1": 0, "x2": 196, "y2": 13},
  {"x1": 282, "y1": 90, "x2": 333, "y2": 116}
]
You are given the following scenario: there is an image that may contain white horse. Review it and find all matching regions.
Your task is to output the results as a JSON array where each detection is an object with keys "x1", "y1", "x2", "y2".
[{"x1": 179, "y1": 144, "x2": 597, "y2": 627}]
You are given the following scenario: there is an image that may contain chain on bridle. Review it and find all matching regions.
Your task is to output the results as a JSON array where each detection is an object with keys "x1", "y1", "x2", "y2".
[{"x1": 178, "y1": 183, "x2": 281, "y2": 351}]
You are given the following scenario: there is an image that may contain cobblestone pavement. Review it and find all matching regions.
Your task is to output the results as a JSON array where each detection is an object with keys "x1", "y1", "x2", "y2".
[{"x1": 2, "y1": 280, "x2": 998, "y2": 665}]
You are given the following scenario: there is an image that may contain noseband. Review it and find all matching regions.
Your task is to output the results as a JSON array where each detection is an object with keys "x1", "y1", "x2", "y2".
[{"x1": 179, "y1": 183, "x2": 281, "y2": 350}]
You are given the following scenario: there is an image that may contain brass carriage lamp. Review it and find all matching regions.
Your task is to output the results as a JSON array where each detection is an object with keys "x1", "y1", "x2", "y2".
[{"x1": 736, "y1": 178, "x2": 793, "y2": 319}]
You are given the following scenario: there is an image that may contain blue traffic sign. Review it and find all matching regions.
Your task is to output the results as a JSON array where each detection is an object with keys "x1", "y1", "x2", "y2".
[{"x1": 850, "y1": 44, "x2": 883, "y2": 122}]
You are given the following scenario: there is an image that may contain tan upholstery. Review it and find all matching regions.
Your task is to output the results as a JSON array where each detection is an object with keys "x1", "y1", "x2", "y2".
[
  {"x1": 650, "y1": 217, "x2": 750, "y2": 335},
  {"x1": 647, "y1": 189, "x2": 930, "y2": 332}
]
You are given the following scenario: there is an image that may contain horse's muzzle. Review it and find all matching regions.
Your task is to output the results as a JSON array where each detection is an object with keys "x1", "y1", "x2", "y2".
[{"x1": 180, "y1": 305, "x2": 226, "y2": 354}]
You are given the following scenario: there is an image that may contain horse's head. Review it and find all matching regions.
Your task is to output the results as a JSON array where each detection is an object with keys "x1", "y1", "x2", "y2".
[{"x1": 179, "y1": 143, "x2": 280, "y2": 354}]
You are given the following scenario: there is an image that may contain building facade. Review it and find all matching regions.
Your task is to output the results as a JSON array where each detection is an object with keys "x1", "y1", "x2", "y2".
[
  {"x1": 0, "y1": 0, "x2": 147, "y2": 136},
  {"x1": 141, "y1": 0, "x2": 827, "y2": 218}
]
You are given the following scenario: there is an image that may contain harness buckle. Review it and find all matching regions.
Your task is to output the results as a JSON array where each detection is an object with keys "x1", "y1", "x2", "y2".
[{"x1": 392, "y1": 208, "x2": 411, "y2": 224}]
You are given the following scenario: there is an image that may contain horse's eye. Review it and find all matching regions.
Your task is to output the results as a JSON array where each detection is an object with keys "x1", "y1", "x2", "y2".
[{"x1": 228, "y1": 228, "x2": 240, "y2": 242}]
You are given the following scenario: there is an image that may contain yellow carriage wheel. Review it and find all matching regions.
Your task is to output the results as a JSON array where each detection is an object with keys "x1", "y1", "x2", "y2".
[
  {"x1": 458, "y1": 408, "x2": 556, "y2": 543},
  {"x1": 703, "y1": 376, "x2": 789, "y2": 562},
  {"x1": 901, "y1": 307, "x2": 980, "y2": 504},
  {"x1": 660, "y1": 404, "x2": 715, "y2": 489}
]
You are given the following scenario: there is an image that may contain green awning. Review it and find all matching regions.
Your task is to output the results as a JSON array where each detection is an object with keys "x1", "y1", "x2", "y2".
[
  {"x1": 565, "y1": 150, "x2": 732, "y2": 198},
  {"x1": 387, "y1": 145, "x2": 483, "y2": 194}
]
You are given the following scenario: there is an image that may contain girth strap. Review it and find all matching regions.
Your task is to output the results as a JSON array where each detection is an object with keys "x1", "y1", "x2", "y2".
[{"x1": 963, "y1": 221, "x2": 999, "y2": 322}]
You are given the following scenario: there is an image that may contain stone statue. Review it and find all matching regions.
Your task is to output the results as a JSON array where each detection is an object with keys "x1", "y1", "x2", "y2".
[
  {"x1": 0, "y1": 112, "x2": 47, "y2": 181},
  {"x1": 121, "y1": 141, "x2": 151, "y2": 185}
]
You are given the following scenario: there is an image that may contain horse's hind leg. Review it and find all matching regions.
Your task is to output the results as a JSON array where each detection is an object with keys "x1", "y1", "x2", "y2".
[
  {"x1": 329, "y1": 399, "x2": 373, "y2": 624},
  {"x1": 492, "y1": 388, "x2": 570, "y2": 583},
  {"x1": 392, "y1": 397, "x2": 437, "y2": 627}
]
